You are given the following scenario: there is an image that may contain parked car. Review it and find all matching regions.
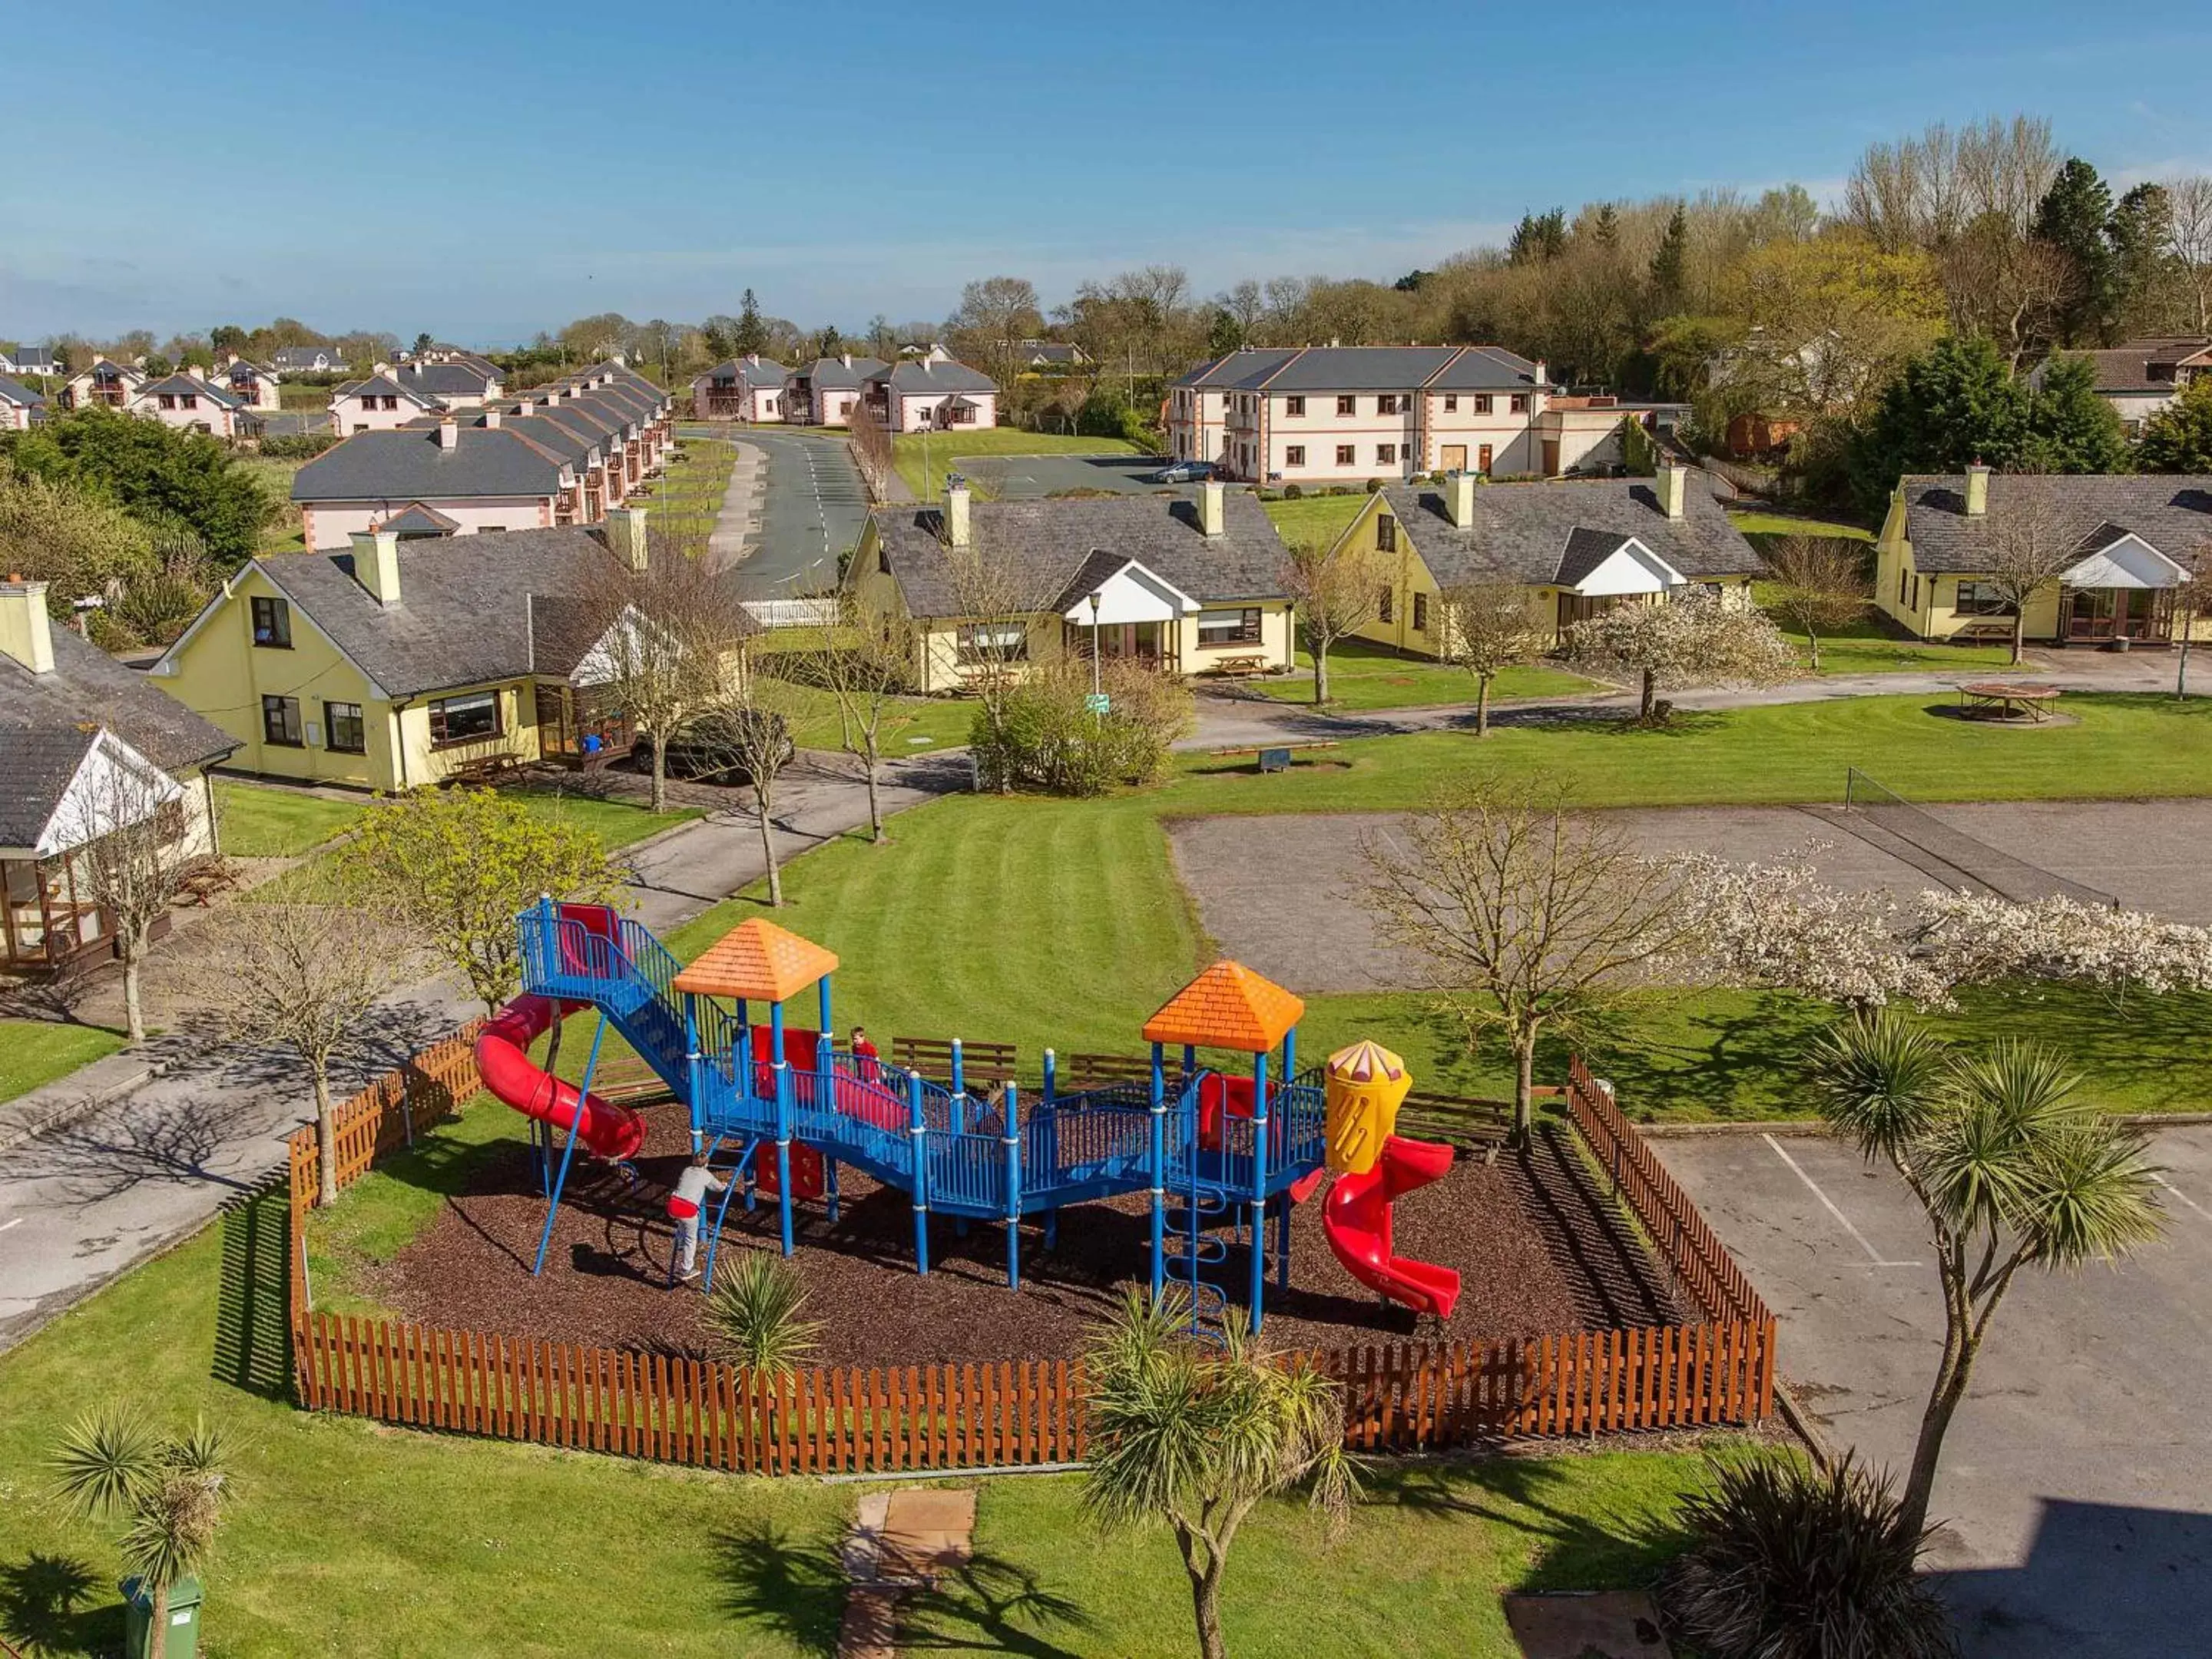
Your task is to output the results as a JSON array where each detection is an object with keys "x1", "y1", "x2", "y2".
[
  {"x1": 1149, "y1": 459, "x2": 1214, "y2": 484},
  {"x1": 639, "y1": 708, "x2": 795, "y2": 783}
]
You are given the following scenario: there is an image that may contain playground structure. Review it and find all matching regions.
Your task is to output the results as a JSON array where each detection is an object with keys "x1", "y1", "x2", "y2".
[{"x1": 475, "y1": 899, "x2": 1462, "y2": 1336}]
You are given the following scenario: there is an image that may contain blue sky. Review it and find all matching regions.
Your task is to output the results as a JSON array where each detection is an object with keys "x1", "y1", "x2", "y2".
[{"x1": 5, "y1": 0, "x2": 2210, "y2": 345}]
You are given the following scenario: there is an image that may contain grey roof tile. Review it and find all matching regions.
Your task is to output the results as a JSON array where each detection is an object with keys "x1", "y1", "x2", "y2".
[
  {"x1": 1899, "y1": 474, "x2": 2212, "y2": 573},
  {"x1": 0, "y1": 375, "x2": 45, "y2": 407},
  {"x1": 1380, "y1": 474, "x2": 1763, "y2": 587},
  {"x1": 292, "y1": 426, "x2": 571, "y2": 505},
  {"x1": 883, "y1": 359, "x2": 997, "y2": 396}
]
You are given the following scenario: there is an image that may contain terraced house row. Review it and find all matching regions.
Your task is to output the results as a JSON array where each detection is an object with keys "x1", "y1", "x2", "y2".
[{"x1": 289, "y1": 360, "x2": 676, "y2": 549}]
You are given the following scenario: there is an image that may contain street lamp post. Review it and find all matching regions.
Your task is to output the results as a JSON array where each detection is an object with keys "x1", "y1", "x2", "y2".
[{"x1": 1088, "y1": 589, "x2": 1103, "y2": 710}]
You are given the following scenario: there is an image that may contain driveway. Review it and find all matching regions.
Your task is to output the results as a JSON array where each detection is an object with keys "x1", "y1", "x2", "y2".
[
  {"x1": 0, "y1": 752, "x2": 961, "y2": 1353},
  {"x1": 945, "y1": 451, "x2": 1179, "y2": 498},
  {"x1": 1661, "y1": 1128, "x2": 2212, "y2": 1657}
]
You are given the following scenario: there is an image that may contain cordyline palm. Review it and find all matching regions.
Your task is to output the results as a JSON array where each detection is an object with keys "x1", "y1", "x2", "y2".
[
  {"x1": 1081, "y1": 1288, "x2": 1357, "y2": 1659},
  {"x1": 1807, "y1": 1014, "x2": 2163, "y2": 1538},
  {"x1": 51, "y1": 1407, "x2": 230, "y2": 1659}
]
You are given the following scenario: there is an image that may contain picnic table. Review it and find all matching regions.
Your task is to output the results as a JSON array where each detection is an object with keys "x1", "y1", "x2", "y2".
[
  {"x1": 1207, "y1": 654, "x2": 1271, "y2": 678},
  {"x1": 1957, "y1": 680, "x2": 2061, "y2": 722}
]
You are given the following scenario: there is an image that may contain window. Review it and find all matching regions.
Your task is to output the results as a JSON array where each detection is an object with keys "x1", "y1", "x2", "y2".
[
  {"x1": 1335, "y1": 445, "x2": 1355, "y2": 465},
  {"x1": 955, "y1": 623, "x2": 1029, "y2": 664},
  {"x1": 325, "y1": 700, "x2": 366, "y2": 753},
  {"x1": 1197, "y1": 608, "x2": 1263, "y2": 647},
  {"x1": 1910, "y1": 574, "x2": 1922, "y2": 612},
  {"x1": 1510, "y1": 393, "x2": 1529, "y2": 414},
  {"x1": 1897, "y1": 565, "x2": 1909, "y2": 605},
  {"x1": 1442, "y1": 394, "x2": 1459, "y2": 412},
  {"x1": 1376, "y1": 443, "x2": 1397, "y2": 465},
  {"x1": 1474, "y1": 394, "x2": 1493, "y2": 414},
  {"x1": 157, "y1": 393, "x2": 176, "y2": 410},
  {"x1": 1285, "y1": 395, "x2": 1305, "y2": 417},
  {"x1": 261, "y1": 694, "x2": 303, "y2": 747},
  {"x1": 428, "y1": 689, "x2": 502, "y2": 747},
  {"x1": 1376, "y1": 515, "x2": 1396, "y2": 551},
  {"x1": 1377, "y1": 394, "x2": 1401, "y2": 416},
  {"x1": 1336, "y1": 395, "x2": 1356, "y2": 417},
  {"x1": 1378, "y1": 585, "x2": 1393, "y2": 623},
  {"x1": 1284, "y1": 444, "x2": 1306, "y2": 467},
  {"x1": 180, "y1": 394, "x2": 197, "y2": 410},
  {"x1": 1412, "y1": 592, "x2": 1429, "y2": 633},
  {"x1": 1478, "y1": 443, "x2": 1492, "y2": 474},
  {"x1": 1953, "y1": 581, "x2": 2014, "y2": 616},
  {"x1": 250, "y1": 595, "x2": 292, "y2": 648},
  {"x1": 353, "y1": 423, "x2": 368, "y2": 434}
]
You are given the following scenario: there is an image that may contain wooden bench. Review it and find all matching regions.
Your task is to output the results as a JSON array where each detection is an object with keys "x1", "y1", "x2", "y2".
[
  {"x1": 891, "y1": 1036, "x2": 1018, "y2": 1090},
  {"x1": 176, "y1": 857, "x2": 240, "y2": 906},
  {"x1": 1059, "y1": 1051, "x2": 1155, "y2": 1090},
  {"x1": 1950, "y1": 619, "x2": 2015, "y2": 644},
  {"x1": 444, "y1": 753, "x2": 522, "y2": 787},
  {"x1": 1395, "y1": 1088, "x2": 1558, "y2": 1165}
]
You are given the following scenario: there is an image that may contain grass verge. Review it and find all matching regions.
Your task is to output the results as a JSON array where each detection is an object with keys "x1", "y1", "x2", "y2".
[
  {"x1": 894, "y1": 430, "x2": 1145, "y2": 502},
  {"x1": 1253, "y1": 639, "x2": 1594, "y2": 710},
  {"x1": 213, "y1": 780, "x2": 366, "y2": 858},
  {"x1": 0, "y1": 1020, "x2": 126, "y2": 1105}
]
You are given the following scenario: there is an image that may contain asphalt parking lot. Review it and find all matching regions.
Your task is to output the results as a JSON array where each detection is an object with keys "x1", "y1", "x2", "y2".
[
  {"x1": 1661, "y1": 1126, "x2": 2212, "y2": 1657},
  {"x1": 945, "y1": 451, "x2": 1182, "y2": 498}
]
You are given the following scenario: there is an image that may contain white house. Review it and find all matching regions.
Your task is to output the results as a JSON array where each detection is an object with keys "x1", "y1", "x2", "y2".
[
  {"x1": 0, "y1": 376, "x2": 45, "y2": 432},
  {"x1": 58, "y1": 359, "x2": 145, "y2": 411},
  {"x1": 2030, "y1": 339, "x2": 2212, "y2": 436},
  {"x1": 786, "y1": 354, "x2": 889, "y2": 426},
  {"x1": 690, "y1": 356, "x2": 789, "y2": 422},
  {"x1": 130, "y1": 370, "x2": 261, "y2": 439},
  {"x1": 272, "y1": 346, "x2": 347, "y2": 374},
  {"x1": 0, "y1": 345, "x2": 59, "y2": 378},
  {"x1": 329, "y1": 373, "x2": 445, "y2": 434},
  {"x1": 867, "y1": 358, "x2": 998, "y2": 432},
  {"x1": 208, "y1": 356, "x2": 283, "y2": 411}
]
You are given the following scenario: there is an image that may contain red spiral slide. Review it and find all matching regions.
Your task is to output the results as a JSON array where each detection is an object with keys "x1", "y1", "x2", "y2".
[
  {"x1": 475, "y1": 994, "x2": 647, "y2": 1161},
  {"x1": 1320, "y1": 1134, "x2": 1462, "y2": 1320}
]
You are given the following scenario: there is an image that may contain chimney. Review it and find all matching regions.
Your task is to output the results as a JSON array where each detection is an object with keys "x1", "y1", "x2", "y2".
[
  {"x1": 436, "y1": 417, "x2": 459, "y2": 451},
  {"x1": 746, "y1": 353, "x2": 760, "y2": 367},
  {"x1": 373, "y1": 360, "x2": 391, "y2": 376},
  {"x1": 1965, "y1": 463, "x2": 1991, "y2": 516},
  {"x1": 841, "y1": 353, "x2": 852, "y2": 369},
  {"x1": 1531, "y1": 359, "x2": 1549, "y2": 389},
  {"x1": 1198, "y1": 478, "x2": 1224, "y2": 537},
  {"x1": 1448, "y1": 469, "x2": 1475, "y2": 528},
  {"x1": 945, "y1": 477, "x2": 971, "y2": 548},
  {"x1": 607, "y1": 507, "x2": 649, "y2": 572},
  {"x1": 0, "y1": 578, "x2": 55, "y2": 674},
  {"x1": 482, "y1": 406, "x2": 501, "y2": 429},
  {"x1": 1656, "y1": 461, "x2": 1687, "y2": 520},
  {"x1": 349, "y1": 529, "x2": 402, "y2": 608}
]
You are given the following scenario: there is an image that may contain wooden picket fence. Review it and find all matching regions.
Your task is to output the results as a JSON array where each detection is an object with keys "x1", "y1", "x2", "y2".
[{"x1": 284, "y1": 1036, "x2": 1775, "y2": 1472}]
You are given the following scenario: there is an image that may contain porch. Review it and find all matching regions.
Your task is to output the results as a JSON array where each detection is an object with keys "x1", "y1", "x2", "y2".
[
  {"x1": 2058, "y1": 586, "x2": 2173, "y2": 646},
  {"x1": 533, "y1": 682, "x2": 635, "y2": 767},
  {"x1": 2, "y1": 851, "x2": 169, "y2": 972},
  {"x1": 1063, "y1": 618, "x2": 1177, "y2": 671}
]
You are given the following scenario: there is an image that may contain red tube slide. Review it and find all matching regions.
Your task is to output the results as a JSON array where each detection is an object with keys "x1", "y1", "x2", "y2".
[
  {"x1": 475, "y1": 995, "x2": 647, "y2": 1161},
  {"x1": 1320, "y1": 1134, "x2": 1462, "y2": 1320}
]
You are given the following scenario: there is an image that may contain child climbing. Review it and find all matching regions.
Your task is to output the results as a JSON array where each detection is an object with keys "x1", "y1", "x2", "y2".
[{"x1": 667, "y1": 1151, "x2": 728, "y2": 1284}]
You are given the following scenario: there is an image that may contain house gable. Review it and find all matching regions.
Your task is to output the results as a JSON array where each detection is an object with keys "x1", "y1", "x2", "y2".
[
  {"x1": 2061, "y1": 530, "x2": 2187, "y2": 591},
  {"x1": 34, "y1": 730, "x2": 181, "y2": 858},
  {"x1": 1567, "y1": 535, "x2": 1684, "y2": 596},
  {"x1": 1057, "y1": 558, "x2": 1198, "y2": 626}
]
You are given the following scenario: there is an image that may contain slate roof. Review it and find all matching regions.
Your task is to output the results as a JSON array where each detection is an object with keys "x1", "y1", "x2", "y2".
[
  {"x1": 1897, "y1": 475, "x2": 2212, "y2": 574},
  {"x1": 882, "y1": 359, "x2": 997, "y2": 396},
  {"x1": 379, "y1": 502, "x2": 461, "y2": 536},
  {"x1": 1, "y1": 347, "x2": 59, "y2": 374},
  {"x1": 333, "y1": 373, "x2": 442, "y2": 409},
  {"x1": 138, "y1": 373, "x2": 247, "y2": 411},
  {"x1": 238, "y1": 527, "x2": 635, "y2": 697},
  {"x1": 794, "y1": 356, "x2": 889, "y2": 390},
  {"x1": 699, "y1": 357, "x2": 789, "y2": 389},
  {"x1": 394, "y1": 360, "x2": 501, "y2": 398},
  {"x1": 1172, "y1": 345, "x2": 1549, "y2": 394},
  {"x1": 1427, "y1": 345, "x2": 1547, "y2": 390},
  {"x1": 272, "y1": 347, "x2": 339, "y2": 370},
  {"x1": 866, "y1": 489, "x2": 1293, "y2": 618},
  {"x1": 1, "y1": 624, "x2": 237, "y2": 846},
  {"x1": 0, "y1": 375, "x2": 45, "y2": 408},
  {"x1": 2038, "y1": 339, "x2": 2212, "y2": 395},
  {"x1": 292, "y1": 424, "x2": 572, "y2": 505},
  {"x1": 1379, "y1": 474, "x2": 1764, "y2": 588},
  {"x1": 1174, "y1": 349, "x2": 1300, "y2": 390}
]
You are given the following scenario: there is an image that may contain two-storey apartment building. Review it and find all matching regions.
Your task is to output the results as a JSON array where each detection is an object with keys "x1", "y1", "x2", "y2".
[{"x1": 129, "y1": 370, "x2": 262, "y2": 439}]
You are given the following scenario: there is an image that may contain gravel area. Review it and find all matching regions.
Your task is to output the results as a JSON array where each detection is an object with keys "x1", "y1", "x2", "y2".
[{"x1": 370, "y1": 1105, "x2": 1668, "y2": 1364}]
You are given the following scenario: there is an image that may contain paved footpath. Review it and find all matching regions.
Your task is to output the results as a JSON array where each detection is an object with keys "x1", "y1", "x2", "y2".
[{"x1": 0, "y1": 753, "x2": 959, "y2": 1353}]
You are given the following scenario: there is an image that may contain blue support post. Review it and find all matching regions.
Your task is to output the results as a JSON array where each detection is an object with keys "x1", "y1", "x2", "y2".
[
  {"x1": 949, "y1": 1037, "x2": 965, "y2": 1134},
  {"x1": 683, "y1": 992, "x2": 703, "y2": 1146},
  {"x1": 818, "y1": 975, "x2": 833, "y2": 1044},
  {"x1": 773, "y1": 1060, "x2": 794, "y2": 1257},
  {"x1": 1003, "y1": 1081, "x2": 1022, "y2": 1291},
  {"x1": 770, "y1": 1001, "x2": 786, "y2": 1065},
  {"x1": 1283, "y1": 1026, "x2": 1297, "y2": 1082},
  {"x1": 1042, "y1": 1048, "x2": 1056, "y2": 1106},
  {"x1": 1182, "y1": 1044, "x2": 1196, "y2": 1079},
  {"x1": 532, "y1": 1012, "x2": 608, "y2": 1277},
  {"x1": 1276, "y1": 1194, "x2": 1293, "y2": 1290},
  {"x1": 1248, "y1": 1049, "x2": 1270, "y2": 1333},
  {"x1": 951, "y1": 1036, "x2": 965, "y2": 1098},
  {"x1": 907, "y1": 1069, "x2": 931, "y2": 1275},
  {"x1": 1148, "y1": 1041, "x2": 1167, "y2": 1300}
]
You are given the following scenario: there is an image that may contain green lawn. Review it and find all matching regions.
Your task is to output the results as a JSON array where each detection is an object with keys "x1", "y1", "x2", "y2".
[
  {"x1": 512, "y1": 786, "x2": 703, "y2": 847},
  {"x1": 775, "y1": 683, "x2": 977, "y2": 753},
  {"x1": 895, "y1": 430, "x2": 1147, "y2": 502},
  {"x1": 234, "y1": 455, "x2": 308, "y2": 556},
  {"x1": 0, "y1": 1020, "x2": 126, "y2": 1105},
  {"x1": 1725, "y1": 510, "x2": 1874, "y2": 541},
  {"x1": 1254, "y1": 639, "x2": 1596, "y2": 710},
  {"x1": 1261, "y1": 492, "x2": 1369, "y2": 548},
  {"x1": 641, "y1": 436, "x2": 737, "y2": 541},
  {"x1": 213, "y1": 779, "x2": 367, "y2": 858}
]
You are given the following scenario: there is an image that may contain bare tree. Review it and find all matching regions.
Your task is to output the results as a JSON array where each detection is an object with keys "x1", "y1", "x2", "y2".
[
  {"x1": 949, "y1": 276, "x2": 1044, "y2": 396},
  {"x1": 2166, "y1": 175, "x2": 2212, "y2": 333},
  {"x1": 1436, "y1": 581, "x2": 1545, "y2": 736},
  {"x1": 587, "y1": 527, "x2": 755, "y2": 813},
  {"x1": 687, "y1": 684, "x2": 800, "y2": 906},
  {"x1": 183, "y1": 901, "x2": 424, "y2": 1206},
  {"x1": 848, "y1": 397, "x2": 893, "y2": 497},
  {"x1": 942, "y1": 524, "x2": 1050, "y2": 770},
  {"x1": 62, "y1": 741, "x2": 209, "y2": 1043},
  {"x1": 1280, "y1": 533, "x2": 1388, "y2": 705},
  {"x1": 796, "y1": 604, "x2": 913, "y2": 842},
  {"x1": 1760, "y1": 535, "x2": 1869, "y2": 671},
  {"x1": 1363, "y1": 779, "x2": 1715, "y2": 1144},
  {"x1": 1940, "y1": 226, "x2": 2077, "y2": 372},
  {"x1": 1979, "y1": 476, "x2": 2077, "y2": 664},
  {"x1": 2174, "y1": 541, "x2": 2212, "y2": 698}
]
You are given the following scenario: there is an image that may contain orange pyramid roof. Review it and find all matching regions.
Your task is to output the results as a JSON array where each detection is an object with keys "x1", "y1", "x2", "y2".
[
  {"x1": 672, "y1": 918, "x2": 839, "y2": 1003},
  {"x1": 1141, "y1": 960, "x2": 1305, "y2": 1053}
]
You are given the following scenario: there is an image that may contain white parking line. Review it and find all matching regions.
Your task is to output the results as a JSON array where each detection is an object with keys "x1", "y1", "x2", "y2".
[
  {"x1": 1762, "y1": 1134, "x2": 1922, "y2": 1267},
  {"x1": 0, "y1": 1217, "x2": 21, "y2": 1233},
  {"x1": 2154, "y1": 1173, "x2": 2212, "y2": 1223}
]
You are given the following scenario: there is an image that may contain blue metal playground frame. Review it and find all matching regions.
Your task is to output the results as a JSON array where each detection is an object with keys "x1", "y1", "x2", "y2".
[{"x1": 516, "y1": 899, "x2": 1327, "y2": 1333}]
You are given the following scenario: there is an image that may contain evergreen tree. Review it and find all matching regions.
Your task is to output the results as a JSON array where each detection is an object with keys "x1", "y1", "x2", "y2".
[
  {"x1": 2108, "y1": 182, "x2": 2177, "y2": 339},
  {"x1": 2034, "y1": 157, "x2": 2115, "y2": 344},
  {"x1": 1508, "y1": 208, "x2": 1567, "y2": 266},
  {"x1": 2135, "y1": 374, "x2": 2212, "y2": 472},
  {"x1": 1206, "y1": 306, "x2": 1243, "y2": 357},
  {"x1": 731, "y1": 289, "x2": 768, "y2": 356},
  {"x1": 1647, "y1": 204, "x2": 1689, "y2": 311},
  {"x1": 1593, "y1": 203, "x2": 1621, "y2": 248},
  {"x1": 1850, "y1": 335, "x2": 2033, "y2": 508},
  {"x1": 2025, "y1": 353, "x2": 2129, "y2": 472},
  {"x1": 814, "y1": 323, "x2": 843, "y2": 359}
]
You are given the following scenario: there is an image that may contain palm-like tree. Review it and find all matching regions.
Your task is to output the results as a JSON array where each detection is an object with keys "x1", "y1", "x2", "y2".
[
  {"x1": 1807, "y1": 1014, "x2": 2164, "y2": 1538},
  {"x1": 1081, "y1": 1288, "x2": 1356, "y2": 1659},
  {"x1": 703, "y1": 1250, "x2": 822, "y2": 1377},
  {"x1": 50, "y1": 1407, "x2": 230, "y2": 1659}
]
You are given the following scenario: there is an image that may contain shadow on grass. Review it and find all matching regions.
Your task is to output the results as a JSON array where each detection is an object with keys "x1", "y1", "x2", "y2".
[
  {"x1": 714, "y1": 1521, "x2": 846, "y2": 1657},
  {"x1": 213, "y1": 1179, "x2": 294, "y2": 1402},
  {"x1": 0, "y1": 1551, "x2": 118, "y2": 1657},
  {"x1": 1379, "y1": 1460, "x2": 1690, "y2": 1592}
]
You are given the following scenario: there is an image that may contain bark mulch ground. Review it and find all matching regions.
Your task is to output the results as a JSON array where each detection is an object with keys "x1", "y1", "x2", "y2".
[{"x1": 370, "y1": 1106, "x2": 1688, "y2": 1367}]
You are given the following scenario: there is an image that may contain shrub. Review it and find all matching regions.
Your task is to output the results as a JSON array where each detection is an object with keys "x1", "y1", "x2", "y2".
[
  {"x1": 1365, "y1": 477, "x2": 1385, "y2": 493},
  {"x1": 969, "y1": 657, "x2": 1193, "y2": 796},
  {"x1": 1282, "y1": 482, "x2": 1303, "y2": 499},
  {"x1": 258, "y1": 432, "x2": 339, "y2": 461},
  {"x1": 1662, "y1": 1452, "x2": 1955, "y2": 1659},
  {"x1": 1327, "y1": 484, "x2": 1356, "y2": 496},
  {"x1": 704, "y1": 1250, "x2": 823, "y2": 1376}
]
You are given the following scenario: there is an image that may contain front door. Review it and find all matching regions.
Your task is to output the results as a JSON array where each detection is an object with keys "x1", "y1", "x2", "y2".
[
  {"x1": 1441, "y1": 444, "x2": 1468, "y2": 472},
  {"x1": 1477, "y1": 443, "x2": 1493, "y2": 475}
]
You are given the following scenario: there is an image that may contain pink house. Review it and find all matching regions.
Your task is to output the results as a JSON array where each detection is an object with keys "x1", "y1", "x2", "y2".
[
  {"x1": 866, "y1": 358, "x2": 999, "y2": 433},
  {"x1": 329, "y1": 373, "x2": 445, "y2": 434},
  {"x1": 690, "y1": 356, "x2": 788, "y2": 422},
  {"x1": 0, "y1": 376, "x2": 44, "y2": 432},
  {"x1": 130, "y1": 371, "x2": 261, "y2": 439},
  {"x1": 209, "y1": 356, "x2": 283, "y2": 411}
]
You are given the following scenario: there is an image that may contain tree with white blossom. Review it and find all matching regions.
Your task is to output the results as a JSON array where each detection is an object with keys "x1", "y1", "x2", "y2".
[{"x1": 1562, "y1": 591, "x2": 1797, "y2": 721}]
